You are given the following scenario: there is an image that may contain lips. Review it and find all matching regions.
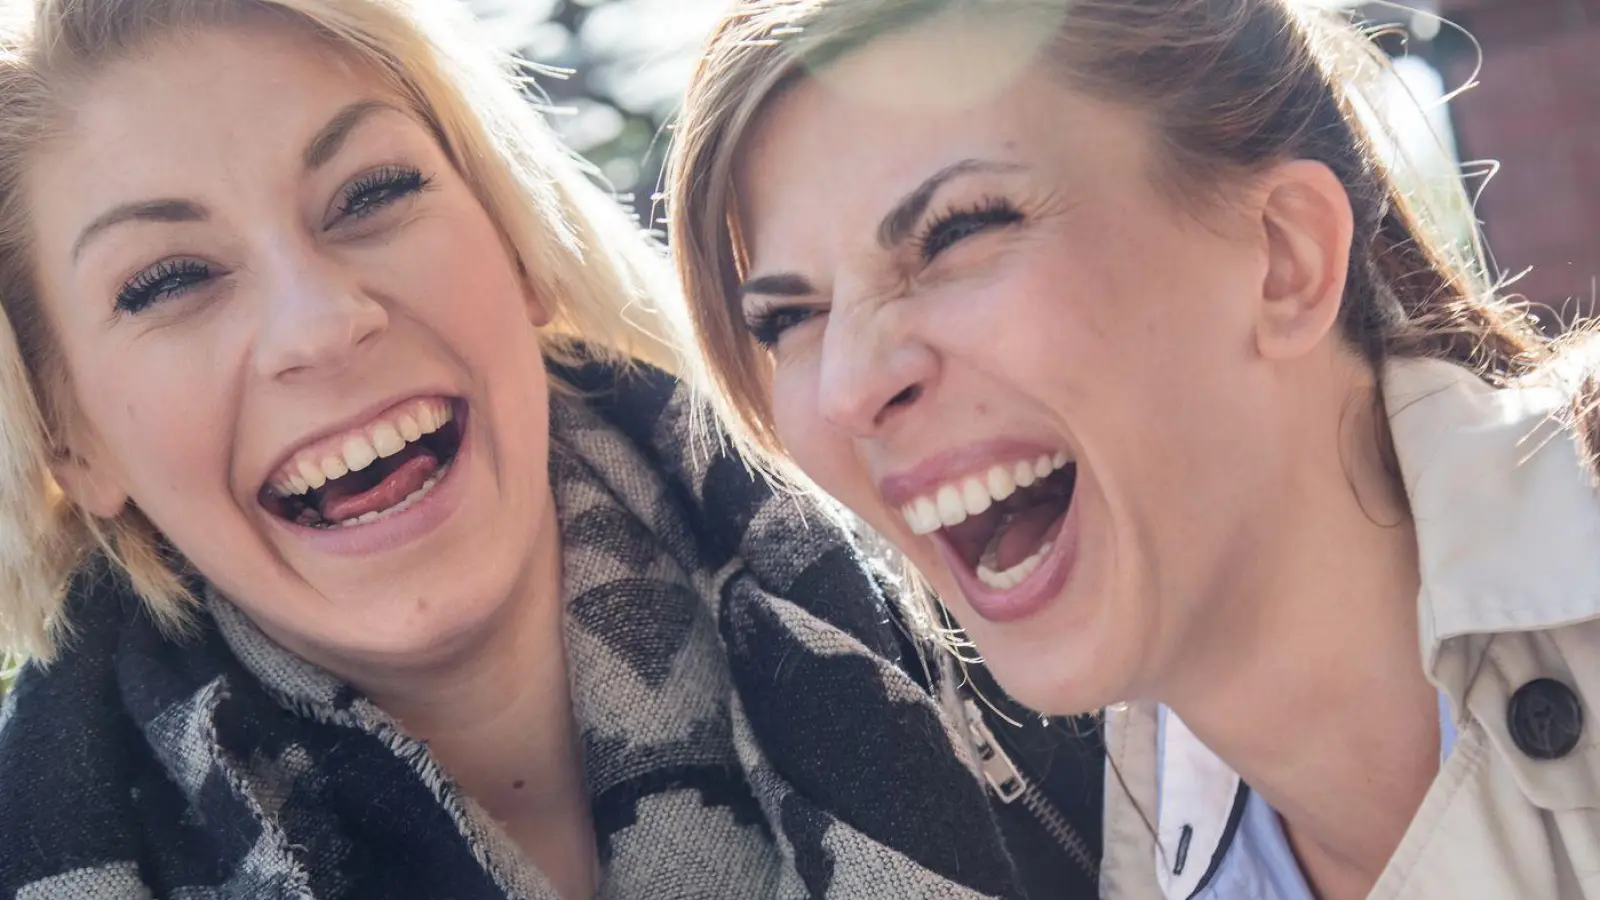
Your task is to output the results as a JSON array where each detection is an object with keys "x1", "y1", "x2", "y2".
[
  {"x1": 932, "y1": 484, "x2": 1081, "y2": 624},
  {"x1": 881, "y1": 443, "x2": 1081, "y2": 623},
  {"x1": 898, "y1": 451, "x2": 1071, "y2": 536},
  {"x1": 258, "y1": 397, "x2": 465, "y2": 530},
  {"x1": 267, "y1": 397, "x2": 453, "y2": 496}
]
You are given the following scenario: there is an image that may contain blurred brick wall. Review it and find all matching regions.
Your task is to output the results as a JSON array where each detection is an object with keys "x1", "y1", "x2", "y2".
[{"x1": 1435, "y1": 0, "x2": 1600, "y2": 322}]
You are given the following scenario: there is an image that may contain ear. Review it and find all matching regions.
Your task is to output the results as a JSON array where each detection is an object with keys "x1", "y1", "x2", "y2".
[
  {"x1": 515, "y1": 255, "x2": 553, "y2": 327},
  {"x1": 526, "y1": 289, "x2": 552, "y2": 328},
  {"x1": 1252, "y1": 160, "x2": 1355, "y2": 362},
  {"x1": 50, "y1": 444, "x2": 128, "y2": 520}
]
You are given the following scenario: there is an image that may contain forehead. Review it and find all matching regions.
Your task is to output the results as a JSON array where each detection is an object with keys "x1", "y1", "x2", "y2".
[
  {"x1": 733, "y1": 20, "x2": 1146, "y2": 255},
  {"x1": 60, "y1": 23, "x2": 369, "y2": 165},
  {"x1": 29, "y1": 23, "x2": 386, "y2": 241},
  {"x1": 739, "y1": 20, "x2": 1048, "y2": 182}
]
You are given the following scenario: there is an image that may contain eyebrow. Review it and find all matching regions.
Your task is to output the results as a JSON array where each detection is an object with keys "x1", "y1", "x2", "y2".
[
  {"x1": 738, "y1": 272, "x2": 816, "y2": 299},
  {"x1": 303, "y1": 99, "x2": 396, "y2": 172},
  {"x1": 876, "y1": 158, "x2": 1026, "y2": 250},
  {"x1": 70, "y1": 199, "x2": 207, "y2": 263},
  {"x1": 736, "y1": 158, "x2": 1027, "y2": 298},
  {"x1": 70, "y1": 100, "x2": 400, "y2": 264}
]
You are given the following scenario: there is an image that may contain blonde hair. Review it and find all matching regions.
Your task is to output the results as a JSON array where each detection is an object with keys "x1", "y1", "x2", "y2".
[
  {"x1": 666, "y1": 0, "x2": 1583, "y2": 477},
  {"x1": 0, "y1": 0, "x2": 696, "y2": 661}
]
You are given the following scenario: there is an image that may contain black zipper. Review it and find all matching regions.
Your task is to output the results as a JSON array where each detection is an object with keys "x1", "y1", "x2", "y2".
[{"x1": 962, "y1": 698, "x2": 1100, "y2": 884}]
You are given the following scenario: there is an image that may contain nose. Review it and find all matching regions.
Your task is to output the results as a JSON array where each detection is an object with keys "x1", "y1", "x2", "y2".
[
  {"x1": 816, "y1": 301, "x2": 935, "y2": 436},
  {"x1": 252, "y1": 247, "x2": 388, "y2": 381}
]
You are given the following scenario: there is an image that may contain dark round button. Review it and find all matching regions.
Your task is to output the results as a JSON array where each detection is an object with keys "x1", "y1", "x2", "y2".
[{"x1": 1507, "y1": 678, "x2": 1584, "y2": 760}]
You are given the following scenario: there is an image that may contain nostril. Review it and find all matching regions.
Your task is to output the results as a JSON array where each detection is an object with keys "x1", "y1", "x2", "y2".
[
  {"x1": 887, "y1": 384, "x2": 921, "y2": 408},
  {"x1": 870, "y1": 384, "x2": 922, "y2": 429}
]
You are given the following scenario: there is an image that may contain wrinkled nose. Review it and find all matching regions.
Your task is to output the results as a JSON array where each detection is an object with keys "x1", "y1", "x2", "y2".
[{"x1": 816, "y1": 306, "x2": 935, "y2": 437}]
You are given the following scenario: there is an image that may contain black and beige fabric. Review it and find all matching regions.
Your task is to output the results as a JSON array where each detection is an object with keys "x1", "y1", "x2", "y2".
[{"x1": 0, "y1": 359, "x2": 1034, "y2": 899}]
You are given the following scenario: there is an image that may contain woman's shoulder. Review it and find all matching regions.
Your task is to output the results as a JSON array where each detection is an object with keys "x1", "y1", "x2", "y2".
[
  {"x1": 1379, "y1": 359, "x2": 1600, "y2": 851},
  {"x1": 0, "y1": 572, "x2": 173, "y2": 894}
]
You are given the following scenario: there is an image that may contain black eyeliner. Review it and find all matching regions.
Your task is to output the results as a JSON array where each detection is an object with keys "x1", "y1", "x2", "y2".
[
  {"x1": 745, "y1": 305, "x2": 818, "y2": 349},
  {"x1": 334, "y1": 165, "x2": 432, "y2": 223},
  {"x1": 913, "y1": 196, "x2": 1024, "y2": 263},
  {"x1": 114, "y1": 258, "x2": 213, "y2": 315}
]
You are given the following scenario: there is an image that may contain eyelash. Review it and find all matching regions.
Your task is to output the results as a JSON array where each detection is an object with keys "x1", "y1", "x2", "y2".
[
  {"x1": 335, "y1": 164, "x2": 432, "y2": 222},
  {"x1": 913, "y1": 196, "x2": 1024, "y2": 263},
  {"x1": 114, "y1": 259, "x2": 213, "y2": 315},
  {"x1": 746, "y1": 306, "x2": 820, "y2": 350},
  {"x1": 741, "y1": 196, "x2": 1024, "y2": 349},
  {"x1": 113, "y1": 165, "x2": 433, "y2": 316}
]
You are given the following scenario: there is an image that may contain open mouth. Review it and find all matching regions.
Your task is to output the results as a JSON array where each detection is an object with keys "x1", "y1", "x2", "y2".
[
  {"x1": 259, "y1": 397, "x2": 466, "y2": 530},
  {"x1": 899, "y1": 452, "x2": 1077, "y2": 591}
]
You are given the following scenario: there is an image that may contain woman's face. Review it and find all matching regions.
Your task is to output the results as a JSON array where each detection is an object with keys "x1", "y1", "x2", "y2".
[
  {"x1": 734, "y1": 24, "x2": 1305, "y2": 714},
  {"x1": 31, "y1": 24, "x2": 557, "y2": 673}
]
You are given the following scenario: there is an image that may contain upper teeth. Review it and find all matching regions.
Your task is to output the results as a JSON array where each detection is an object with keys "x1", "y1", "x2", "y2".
[
  {"x1": 272, "y1": 398, "x2": 453, "y2": 497},
  {"x1": 899, "y1": 452, "x2": 1071, "y2": 536}
]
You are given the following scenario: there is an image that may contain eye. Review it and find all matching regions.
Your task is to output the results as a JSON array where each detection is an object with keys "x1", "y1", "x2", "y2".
[
  {"x1": 914, "y1": 196, "x2": 1024, "y2": 263},
  {"x1": 745, "y1": 305, "x2": 822, "y2": 350},
  {"x1": 331, "y1": 164, "x2": 432, "y2": 225},
  {"x1": 114, "y1": 258, "x2": 215, "y2": 315}
]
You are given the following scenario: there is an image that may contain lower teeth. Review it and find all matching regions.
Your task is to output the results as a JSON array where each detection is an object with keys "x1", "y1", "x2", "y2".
[
  {"x1": 976, "y1": 540, "x2": 1053, "y2": 591},
  {"x1": 313, "y1": 464, "x2": 449, "y2": 529}
]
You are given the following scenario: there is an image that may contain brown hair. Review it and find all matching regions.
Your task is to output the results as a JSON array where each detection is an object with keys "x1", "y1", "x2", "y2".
[
  {"x1": 0, "y1": 0, "x2": 692, "y2": 661},
  {"x1": 666, "y1": 0, "x2": 1597, "y2": 478}
]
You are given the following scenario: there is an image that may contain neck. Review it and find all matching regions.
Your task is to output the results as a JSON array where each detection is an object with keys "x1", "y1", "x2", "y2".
[
  {"x1": 352, "y1": 498, "x2": 594, "y2": 893},
  {"x1": 369, "y1": 533, "x2": 579, "y2": 816},
  {"x1": 1161, "y1": 369, "x2": 1436, "y2": 893}
]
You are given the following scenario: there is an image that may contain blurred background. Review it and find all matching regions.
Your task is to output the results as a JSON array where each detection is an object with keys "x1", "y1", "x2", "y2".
[
  {"x1": 478, "y1": 0, "x2": 1598, "y2": 324},
  {"x1": 1419, "y1": 0, "x2": 1599, "y2": 322}
]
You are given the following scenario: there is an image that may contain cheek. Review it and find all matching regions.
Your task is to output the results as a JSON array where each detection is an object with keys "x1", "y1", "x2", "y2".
[
  {"x1": 932, "y1": 230, "x2": 1253, "y2": 423},
  {"x1": 771, "y1": 369, "x2": 829, "y2": 481},
  {"x1": 385, "y1": 204, "x2": 545, "y2": 383},
  {"x1": 394, "y1": 205, "x2": 526, "y2": 322},
  {"x1": 411, "y1": 205, "x2": 553, "y2": 470},
  {"x1": 772, "y1": 366, "x2": 872, "y2": 508},
  {"x1": 76, "y1": 348, "x2": 232, "y2": 505}
]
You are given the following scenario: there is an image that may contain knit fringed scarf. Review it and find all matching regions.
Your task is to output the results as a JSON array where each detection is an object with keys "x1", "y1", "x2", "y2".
[{"x1": 0, "y1": 360, "x2": 1025, "y2": 899}]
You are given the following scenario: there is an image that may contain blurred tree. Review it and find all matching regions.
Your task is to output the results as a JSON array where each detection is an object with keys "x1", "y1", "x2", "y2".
[{"x1": 469, "y1": 0, "x2": 723, "y2": 231}]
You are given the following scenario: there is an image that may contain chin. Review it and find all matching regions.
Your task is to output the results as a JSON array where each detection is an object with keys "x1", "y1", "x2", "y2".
[
  {"x1": 986, "y1": 646, "x2": 1124, "y2": 717},
  {"x1": 266, "y1": 525, "x2": 543, "y2": 676},
  {"x1": 318, "y1": 587, "x2": 518, "y2": 672},
  {"x1": 937, "y1": 565, "x2": 1136, "y2": 717}
]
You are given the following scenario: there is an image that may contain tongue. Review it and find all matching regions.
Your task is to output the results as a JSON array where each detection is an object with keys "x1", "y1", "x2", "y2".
[
  {"x1": 984, "y1": 503, "x2": 1068, "y2": 571},
  {"x1": 317, "y1": 451, "x2": 440, "y2": 523}
]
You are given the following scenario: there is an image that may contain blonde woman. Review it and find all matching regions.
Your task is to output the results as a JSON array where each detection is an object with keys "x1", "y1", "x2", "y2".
[
  {"x1": 0, "y1": 0, "x2": 1099, "y2": 896},
  {"x1": 669, "y1": 0, "x2": 1600, "y2": 897}
]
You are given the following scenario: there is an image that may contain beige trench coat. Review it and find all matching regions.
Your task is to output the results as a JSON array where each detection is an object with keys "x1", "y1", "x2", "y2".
[{"x1": 1101, "y1": 358, "x2": 1600, "y2": 900}]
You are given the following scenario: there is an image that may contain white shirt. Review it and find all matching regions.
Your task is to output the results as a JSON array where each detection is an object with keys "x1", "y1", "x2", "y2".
[{"x1": 1174, "y1": 693, "x2": 1459, "y2": 899}]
